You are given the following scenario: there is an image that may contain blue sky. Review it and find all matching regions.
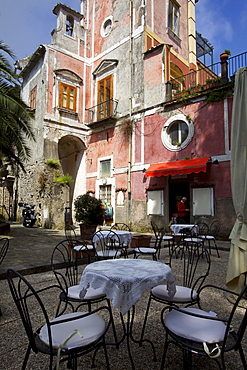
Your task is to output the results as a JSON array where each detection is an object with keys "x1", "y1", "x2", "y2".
[{"x1": 0, "y1": 0, "x2": 246, "y2": 65}]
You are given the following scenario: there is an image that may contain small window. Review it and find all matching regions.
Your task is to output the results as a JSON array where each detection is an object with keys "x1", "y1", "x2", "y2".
[
  {"x1": 100, "y1": 159, "x2": 111, "y2": 178},
  {"x1": 59, "y1": 83, "x2": 77, "y2": 111},
  {"x1": 168, "y1": 0, "x2": 180, "y2": 36},
  {"x1": 30, "y1": 86, "x2": 37, "y2": 110},
  {"x1": 101, "y1": 16, "x2": 113, "y2": 37},
  {"x1": 66, "y1": 15, "x2": 74, "y2": 37},
  {"x1": 147, "y1": 190, "x2": 164, "y2": 215},
  {"x1": 97, "y1": 75, "x2": 113, "y2": 120},
  {"x1": 162, "y1": 114, "x2": 194, "y2": 151}
]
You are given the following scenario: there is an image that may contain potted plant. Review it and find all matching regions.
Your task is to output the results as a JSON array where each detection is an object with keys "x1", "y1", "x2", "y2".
[
  {"x1": 74, "y1": 194, "x2": 105, "y2": 238},
  {"x1": 220, "y1": 49, "x2": 231, "y2": 61}
]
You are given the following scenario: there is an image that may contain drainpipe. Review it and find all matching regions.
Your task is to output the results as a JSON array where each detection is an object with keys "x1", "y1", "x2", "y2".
[{"x1": 127, "y1": 0, "x2": 133, "y2": 224}]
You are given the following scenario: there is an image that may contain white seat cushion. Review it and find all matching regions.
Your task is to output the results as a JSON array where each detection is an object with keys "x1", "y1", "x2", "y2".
[
  {"x1": 184, "y1": 237, "x2": 203, "y2": 243},
  {"x1": 162, "y1": 236, "x2": 173, "y2": 240},
  {"x1": 97, "y1": 250, "x2": 121, "y2": 258},
  {"x1": 39, "y1": 311, "x2": 106, "y2": 349},
  {"x1": 134, "y1": 247, "x2": 156, "y2": 254},
  {"x1": 73, "y1": 244, "x2": 94, "y2": 252},
  {"x1": 67, "y1": 285, "x2": 105, "y2": 300},
  {"x1": 165, "y1": 307, "x2": 226, "y2": 343},
  {"x1": 152, "y1": 284, "x2": 197, "y2": 302},
  {"x1": 204, "y1": 235, "x2": 215, "y2": 240}
]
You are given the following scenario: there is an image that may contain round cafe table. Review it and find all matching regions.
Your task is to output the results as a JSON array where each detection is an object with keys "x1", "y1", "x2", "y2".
[{"x1": 78, "y1": 258, "x2": 176, "y2": 369}]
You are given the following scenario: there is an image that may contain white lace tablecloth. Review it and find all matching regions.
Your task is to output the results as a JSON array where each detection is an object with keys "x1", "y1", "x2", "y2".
[
  {"x1": 92, "y1": 230, "x2": 132, "y2": 245},
  {"x1": 170, "y1": 224, "x2": 198, "y2": 235},
  {"x1": 78, "y1": 259, "x2": 176, "y2": 315}
]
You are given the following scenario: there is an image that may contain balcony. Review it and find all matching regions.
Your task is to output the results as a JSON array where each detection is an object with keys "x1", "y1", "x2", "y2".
[
  {"x1": 167, "y1": 51, "x2": 247, "y2": 101},
  {"x1": 85, "y1": 99, "x2": 118, "y2": 126}
]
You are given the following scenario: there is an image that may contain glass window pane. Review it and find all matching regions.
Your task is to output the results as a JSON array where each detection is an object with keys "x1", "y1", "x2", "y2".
[
  {"x1": 101, "y1": 160, "x2": 111, "y2": 177},
  {"x1": 168, "y1": 120, "x2": 188, "y2": 145}
]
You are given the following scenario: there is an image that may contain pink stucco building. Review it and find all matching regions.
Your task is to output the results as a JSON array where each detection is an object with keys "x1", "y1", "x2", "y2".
[{"x1": 14, "y1": 1, "x2": 239, "y2": 237}]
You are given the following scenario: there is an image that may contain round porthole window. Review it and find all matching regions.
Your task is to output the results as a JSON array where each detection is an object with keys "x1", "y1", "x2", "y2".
[
  {"x1": 161, "y1": 114, "x2": 194, "y2": 151},
  {"x1": 101, "y1": 16, "x2": 113, "y2": 37}
]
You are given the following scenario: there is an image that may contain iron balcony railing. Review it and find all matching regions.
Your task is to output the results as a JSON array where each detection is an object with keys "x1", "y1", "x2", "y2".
[
  {"x1": 168, "y1": 51, "x2": 247, "y2": 99},
  {"x1": 85, "y1": 99, "x2": 118, "y2": 124}
]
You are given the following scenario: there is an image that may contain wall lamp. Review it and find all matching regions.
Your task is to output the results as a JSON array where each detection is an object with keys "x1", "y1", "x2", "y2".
[
  {"x1": 213, "y1": 160, "x2": 219, "y2": 164},
  {"x1": 142, "y1": 168, "x2": 146, "y2": 173}
]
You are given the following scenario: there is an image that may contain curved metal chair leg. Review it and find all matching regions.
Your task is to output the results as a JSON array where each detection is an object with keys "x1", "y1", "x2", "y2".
[{"x1": 140, "y1": 293, "x2": 152, "y2": 342}]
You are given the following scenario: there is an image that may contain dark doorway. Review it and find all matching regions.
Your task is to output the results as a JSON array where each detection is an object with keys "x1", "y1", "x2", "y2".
[{"x1": 169, "y1": 181, "x2": 190, "y2": 220}]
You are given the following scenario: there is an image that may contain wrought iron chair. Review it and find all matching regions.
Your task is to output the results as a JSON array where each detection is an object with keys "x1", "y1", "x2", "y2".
[
  {"x1": 0, "y1": 238, "x2": 9, "y2": 315},
  {"x1": 151, "y1": 221, "x2": 173, "y2": 257},
  {"x1": 65, "y1": 224, "x2": 95, "y2": 264},
  {"x1": 140, "y1": 241, "x2": 211, "y2": 340},
  {"x1": 51, "y1": 240, "x2": 118, "y2": 343},
  {"x1": 184, "y1": 224, "x2": 205, "y2": 245},
  {"x1": 200, "y1": 220, "x2": 220, "y2": 257},
  {"x1": 7, "y1": 269, "x2": 111, "y2": 370},
  {"x1": 133, "y1": 226, "x2": 165, "y2": 261},
  {"x1": 160, "y1": 283, "x2": 247, "y2": 369},
  {"x1": 110, "y1": 222, "x2": 132, "y2": 256},
  {"x1": 92, "y1": 230, "x2": 124, "y2": 259},
  {"x1": 196, "y1": 221, "x2": 210, "y2": 238}
]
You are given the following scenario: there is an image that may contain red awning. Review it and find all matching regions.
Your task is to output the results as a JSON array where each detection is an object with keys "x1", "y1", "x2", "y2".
[{"x1": 145, "y1": 157, "x2": 210, "y2": 177}]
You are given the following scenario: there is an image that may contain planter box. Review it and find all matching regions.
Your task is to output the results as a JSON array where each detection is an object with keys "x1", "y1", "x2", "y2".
[
  {"x1": 67, "y1": 242, "x2": 95, "y2": 259},
  {"x1": 79, "y1": 224, "x2": 97, "y2": 240},
  {"x1": 0, "y1": 223, "x2": 10, "y2": 235},
  {"x1": 131, "y1": 234, "x2": 152, "y2": 249}
]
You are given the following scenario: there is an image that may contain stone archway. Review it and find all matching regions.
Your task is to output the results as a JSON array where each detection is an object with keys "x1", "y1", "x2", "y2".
[{"x1": 58, "y1": 135, "x2": 86, "y2": 210}]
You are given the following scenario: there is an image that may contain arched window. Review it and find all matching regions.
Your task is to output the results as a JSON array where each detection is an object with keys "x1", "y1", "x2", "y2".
[{"x1": 170, "y1": 62, "x2": 185, "y2": 91}]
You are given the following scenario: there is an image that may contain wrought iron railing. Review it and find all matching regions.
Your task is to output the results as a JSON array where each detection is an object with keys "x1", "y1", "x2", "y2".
[
  {"x1": 85, "y1": 99, "x2": 118, "y2": 124},
  {"x1": 168, "y1": 51, "x2": 247, "y2": 100}
]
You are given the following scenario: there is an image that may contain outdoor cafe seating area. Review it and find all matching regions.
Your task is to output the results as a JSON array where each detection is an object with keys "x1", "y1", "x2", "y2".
[{"x1": 0, "y1": 221, "x2": 247, "y2": 369}]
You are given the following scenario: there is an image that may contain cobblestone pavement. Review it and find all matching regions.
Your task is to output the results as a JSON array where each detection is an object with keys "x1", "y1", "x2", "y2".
[
  {"x1": 0, "y1": 222, "x2": 66, "y2": 279},
  {"x1": 1, "y1": 223, "x2": 243, "y2": 370}
]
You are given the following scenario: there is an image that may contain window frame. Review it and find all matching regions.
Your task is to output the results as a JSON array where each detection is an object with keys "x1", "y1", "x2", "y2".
[
  {"x1": 30, "y1": 86, "x2": 37, "y2": 110},
  {"x1": 59, "y1": 82, "x2": 77, "y2": 112},
  {"x1": 100, "y1": 159, "x2": 111, "y2": 178},
  {"x1": 97, "y1": 75, "x2": 113, "y2": 120},
  {"x1": 147, "y1": 190, "x2": 164, "y2": 216},
  {"x1": 168, "y1": 0, "x2": 180, "y2": 37},
  {"x1": 161, "y1": 114, "x2": 194, "y2": 151}
]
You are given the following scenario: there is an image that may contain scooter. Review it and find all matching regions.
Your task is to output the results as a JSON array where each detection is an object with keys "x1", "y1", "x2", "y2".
[{"x1": 19, "y1": 202, "x2": 37, "y2": 227}]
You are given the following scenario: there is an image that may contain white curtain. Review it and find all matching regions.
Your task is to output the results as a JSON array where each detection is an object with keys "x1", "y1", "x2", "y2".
[{"x1": 226, "y1": 67, "x2": 247, "y2": 293}]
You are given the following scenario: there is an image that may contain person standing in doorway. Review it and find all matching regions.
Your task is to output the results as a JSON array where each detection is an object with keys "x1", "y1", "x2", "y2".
[{"x1": 177, "y1": 197, "x2": 189, "y2": 223}]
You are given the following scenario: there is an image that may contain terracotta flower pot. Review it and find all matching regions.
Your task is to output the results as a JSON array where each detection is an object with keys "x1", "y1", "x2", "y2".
[
  {"x1": 220, "y1": 53, "x2": 229, "y2": 62},
  {"x1": 79, "y1": 224, "x2": 97, "y2": 240}
]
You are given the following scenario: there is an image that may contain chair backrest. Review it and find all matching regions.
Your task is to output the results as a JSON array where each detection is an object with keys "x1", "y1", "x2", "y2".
[
  {"x1": 0, "y1": 238, "x2": 9, "y2": 265},
  {"x1": 170, "y1": 241, "x2": 211, "y2": 294},
  {"x1": 65, "y1": 224, "x2": 77, "y2": 244},
  {"x1": 226, "y1": 284, "x2": 247, "y2": 350},
  {"x1": 151, "y1": 221, "x2": 165, "y2": 238},
  {"x1": 196, "y1": 222, "x2": 209, "y2": 236},
  {"x1": 199, "y1": 283, "x2": 247, "y2": 354},
  {"x1": 209, "y1": 220, "x2": 220, "y2": 237},
  {"x1": 111, "y1": 223, "x2": 131, "y2": 231},
  {"x1": 92, "y1": 230, "x2": 122, "y2": 258},
  {"x1": 51, "y1": 240, "x2": 79, "y2": 287},
  {"x1": 176, "y1": 218, "x2": 186, "y2": 224},
  {"x1": 7, "y1": 269, "x2": 61, "y2": 354}
]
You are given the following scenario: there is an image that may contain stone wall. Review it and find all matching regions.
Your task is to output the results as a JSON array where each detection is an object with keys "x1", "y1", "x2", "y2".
[{"x1": 18, "y1": 162, "x2": 69, "y2": 229}]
